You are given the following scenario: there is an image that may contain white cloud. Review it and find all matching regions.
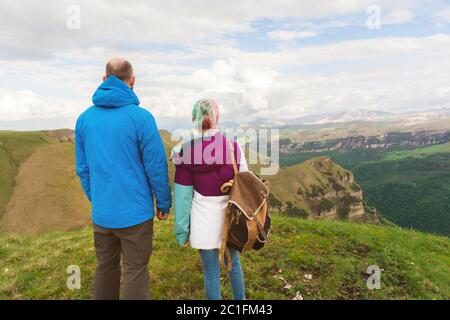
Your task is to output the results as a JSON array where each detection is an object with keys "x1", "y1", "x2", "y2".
[
  {"x1": 384, "y1": 9, "x2": 414, "y2": 25},
  {"x1": 268, "y1": 30, "x2": 317, "y2": 41},
  {"x1": 139, "y1": 59, "x2": 295, "y2": 122},
  {"x1": 2, "y1": 33, "x2": 450, "y2": 127},
  {"x1": 0, "y1": 89, "x2": 78, "y2": 121},
  {"x1": 0, "y1": 0, "x2": 448, "y2": 130},
  {"x1": 0, "y1": 0, "x2": 421, "y2": 59},
  {"x1": 434, "y1": 8, "x2": 450, "y2": 26},
  {"x1": 141, "y1": 34, "x2": 450, "y2": 121}
]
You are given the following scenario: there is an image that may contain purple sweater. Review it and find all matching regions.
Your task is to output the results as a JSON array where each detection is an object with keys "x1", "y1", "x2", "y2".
[{"x1": 173, "y1": 132, "x2": 243, "y2": 196}]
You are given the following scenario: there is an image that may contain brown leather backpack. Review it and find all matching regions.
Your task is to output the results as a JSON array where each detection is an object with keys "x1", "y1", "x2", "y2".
[{"x1": 219, "y1": 140, "x2": 271, "y2": 271}]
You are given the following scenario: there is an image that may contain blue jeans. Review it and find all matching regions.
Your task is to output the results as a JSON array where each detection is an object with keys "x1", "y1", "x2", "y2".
[{"x1": 199, "y1": 248, "x2": 246, "y2": 300}]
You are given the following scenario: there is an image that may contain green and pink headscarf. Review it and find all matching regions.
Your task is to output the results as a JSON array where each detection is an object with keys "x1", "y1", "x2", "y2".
[{"x1": 192, "y1": 99, "x2": 220, "y2": 131}]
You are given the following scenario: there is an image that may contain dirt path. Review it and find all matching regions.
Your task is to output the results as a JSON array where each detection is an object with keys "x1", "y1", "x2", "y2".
[{"x1": 0, "y1": 143, "x2": 91, "y2": 235}]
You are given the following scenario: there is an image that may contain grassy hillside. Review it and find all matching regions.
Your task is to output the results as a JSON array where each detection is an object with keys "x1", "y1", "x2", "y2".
[
  {"x1": 0, "y1": 143, "x2": 91, "y2": 234},
  {"x1": 0, "y1": 215, "x2": 448, "y2": 300},
  {"x1": 280, "y1": 148, "x2": 388, "y2": 168},
  {"x1": 383, "y1": 142, "x2": 450, "y2": 160},
  {"x1": 265, "y1": 157, "x2": 377, "y2": 222},
  {"x1": 279, "y1": 142, "x2": 450, "y2": 169},
  {"x1": 0, "y1": 131, "x2": 49, "y2": 218},
  {"x1": 159, "y1": 129, "x2": 177, "y2": 185},
  {"x1": 267, "y1": 157, "x2": 354, "y2": 206},
  {"x1": 0, "y1": 129, "x2": 175, "y2": 235}
]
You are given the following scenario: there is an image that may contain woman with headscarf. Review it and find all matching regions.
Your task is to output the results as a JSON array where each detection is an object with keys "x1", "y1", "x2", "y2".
[{"x1": 170, "y1": 99, "x2": 248, "y2": 300}]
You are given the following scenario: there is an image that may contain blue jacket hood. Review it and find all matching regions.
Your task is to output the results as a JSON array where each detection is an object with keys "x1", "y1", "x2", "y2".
[{"x1": 92, "y1": 76, "x2": 140, "y2": 108}]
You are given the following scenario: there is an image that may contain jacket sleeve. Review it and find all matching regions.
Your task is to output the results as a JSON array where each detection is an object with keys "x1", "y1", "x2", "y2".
[
  {"x1": 138, "y1": 111, "x2": 172, "y2": 213},
  {"x1": 173, "y1": 165, "x2": 193, "y2": 246},
  {"x1": 75, "y1": 118, "x2": 91, "y2": 202}
]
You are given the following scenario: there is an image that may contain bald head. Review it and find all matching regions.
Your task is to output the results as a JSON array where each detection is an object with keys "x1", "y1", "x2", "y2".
[{"x1": 105, "y1": 58, "x2": 134, "y2": 84}]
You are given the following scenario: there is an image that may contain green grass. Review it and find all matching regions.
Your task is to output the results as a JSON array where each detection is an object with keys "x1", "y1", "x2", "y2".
[
  {"x1": 280, "y1": 142, "x2": 450, "y2": 169},
  {"x1": 384, "y1": 142, "x2": 450, "y2": 160},
  {"x1": 280, "y1": 148, "x2": 390, "y2": 168},
  {"x1": 0, "y1": 131, "x2": 48, "y2": 218},
  {"x1": 0, "y1": 215, "x2": 448, "y2": 300},
  {"x1": 0, "y1": 147, "x2": 17, "y2": 220}
]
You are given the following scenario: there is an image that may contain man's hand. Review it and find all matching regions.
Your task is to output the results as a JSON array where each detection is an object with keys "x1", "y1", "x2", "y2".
[
  {"x1": 156, "y1": 209, "x2": 169, "y2": 220},
  {"x1": 183, "y1": 241, "x2": 190, "y2": 249}
]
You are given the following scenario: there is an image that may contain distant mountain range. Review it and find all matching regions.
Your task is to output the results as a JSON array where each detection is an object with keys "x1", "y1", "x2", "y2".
[
  {"x1": 305, "y1": 108, "x2": 450, "y2": 126},
  {"x1": 234, "y1": 107, "x2": 450, "y2": 129}
]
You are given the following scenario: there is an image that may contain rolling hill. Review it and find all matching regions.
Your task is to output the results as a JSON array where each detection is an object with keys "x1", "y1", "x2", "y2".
[
  {"x1": 265, "y1": 157, "x2": 378, "y2": 223},
  {"x1": 0, "y1": 131, "x2": 90, "y2": 234},
  {"x1": 0, "y1": 131, "x2": 49, "y2": 220},
  {"x1": 0, "y1": 129, "x2": 178, "y2": 234}
]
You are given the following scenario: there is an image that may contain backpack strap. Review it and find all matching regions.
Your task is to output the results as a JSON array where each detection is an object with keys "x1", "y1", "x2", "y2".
[
  {"x1": 219, "y1": 138, "x2": 238, "y2": 271},
  {"x1": 219, "y1": 206, "x2": 233, "y2": 272},
  {"x1": 228, "y1": 139, "x2": 238, "y2": 175},
  {"x1": 252, "y1": 209, "x2": 269, "y2": 242},
  {"x1": 220, "y1": 139, "x2": 238, "y2": 193}
]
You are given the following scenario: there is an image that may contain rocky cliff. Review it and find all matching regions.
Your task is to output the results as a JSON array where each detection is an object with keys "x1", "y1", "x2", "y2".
[{"x1": 280, "y1": 130, "x2": 450, "y2": 154}]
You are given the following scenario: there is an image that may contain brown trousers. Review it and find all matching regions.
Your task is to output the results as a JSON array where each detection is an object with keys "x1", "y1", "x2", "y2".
[{"x1": 93, "y1": 219, "x2": 153, "y2": 300}]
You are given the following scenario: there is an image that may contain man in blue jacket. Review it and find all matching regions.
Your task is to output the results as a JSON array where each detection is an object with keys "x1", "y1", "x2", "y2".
[{"x1": 75, "y1": 58, "x2": 172, "y2": 300}]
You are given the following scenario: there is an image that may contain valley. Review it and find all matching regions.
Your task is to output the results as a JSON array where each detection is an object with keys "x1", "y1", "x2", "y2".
[{"x1": 277, "y1": 123, "x2": 450, "y2": 236}]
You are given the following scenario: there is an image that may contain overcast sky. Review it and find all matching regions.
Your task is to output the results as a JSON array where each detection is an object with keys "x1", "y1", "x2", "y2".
[{"x1": 1, "y1": 0, "x2": 450, "y2": 130}]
